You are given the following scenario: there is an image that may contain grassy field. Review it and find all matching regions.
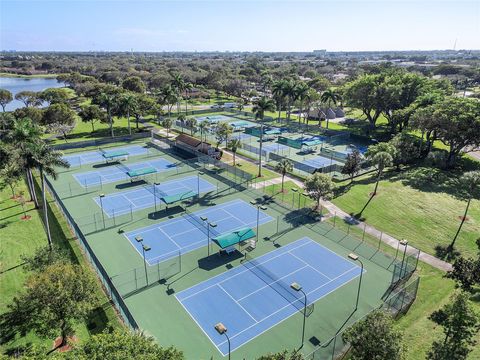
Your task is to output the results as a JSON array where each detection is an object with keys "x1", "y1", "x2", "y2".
[
  {"x1": 0, "y1": 179, "x2": 122, "y2": 355},
  {"x1": 331, "y1": 167, "x2": 480, "y2": 259},
  {"x1": 0, "y1": 72, "x2": 61, "y2": 79},
  {"x1": 47, "y1": 116, "x2": 147, "y2": 145}
]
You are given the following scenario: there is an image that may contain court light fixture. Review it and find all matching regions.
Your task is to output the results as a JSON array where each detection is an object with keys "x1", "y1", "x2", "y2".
[{"x1": 214, "y1": 323, "x2": 231, "y2": 360}]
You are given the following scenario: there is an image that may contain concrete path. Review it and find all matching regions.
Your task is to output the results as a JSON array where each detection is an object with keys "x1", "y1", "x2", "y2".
[{"x1": 148, "y1": 124, "x2": 453, "y2": 272}]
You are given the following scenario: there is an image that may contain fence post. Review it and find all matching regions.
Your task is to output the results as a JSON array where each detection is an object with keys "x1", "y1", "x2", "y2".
[
  {"x1": 276, "y1": 215, "x2": 279, "y2": 234},
  {"x1": 347, "y1": 223, "x2": 350, "y2": 235},
  {"x1": 68, "y1": 182, "x2": 72, "y2": 197},
  {"x1": 130, "y1": 204, "x2": 133, "y2": 221},
  {"x1": 378, "y1": 232, "x2": 383, "y2": 249},
  {"x1": 362, "y1": 223, "x2": 366, "y2": 241},
  {"x1": 333, "y1": 212, "x2": 336, "y2": 227}
]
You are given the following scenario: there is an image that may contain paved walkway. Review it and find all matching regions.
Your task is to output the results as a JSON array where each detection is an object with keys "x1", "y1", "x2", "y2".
[{"x1": 146, "y1": 123, "x2": 453, "y2": 272}]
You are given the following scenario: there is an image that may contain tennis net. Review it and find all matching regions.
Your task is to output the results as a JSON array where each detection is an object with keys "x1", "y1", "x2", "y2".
[
  {"x1": 144, "y1": 184, "x2": 167, "y2": 200},
  {"x1": 242, "y1": 252, "x2": 314, "y2": 315},
  {"x1": 184, "y1": 208, "x2": 220, "y2": 237}
]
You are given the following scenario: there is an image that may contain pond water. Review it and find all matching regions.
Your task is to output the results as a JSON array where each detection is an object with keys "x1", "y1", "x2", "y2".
[{"x1": 0, "y1": 76, "x2": 65, "y2": 111}]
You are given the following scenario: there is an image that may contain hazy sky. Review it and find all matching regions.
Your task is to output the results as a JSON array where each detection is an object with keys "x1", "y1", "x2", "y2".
[{"x1": 1, "y1": 1, "x2": 479, "y2": 52}]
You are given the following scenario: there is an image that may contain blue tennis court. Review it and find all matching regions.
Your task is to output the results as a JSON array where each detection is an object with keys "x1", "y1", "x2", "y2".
[
  {"x1": 262, "y1": 143, "x2": 289, "y2": 154},
  {"x1": 196, "y1": 115, "x2": 233, "y2": 123},
  {"x1": 176, "y1": 237, "x2": 363, "y2": 356},
  {"x1": 63, "y1": 145, "x2": 148, "y2": 167},
  {"x1": 124, "y1": 199, "x2": 272, "y2": 265},
  {"x1": 230, "y1": 120, "x2": 257, "y2": 130},
  {"x1": 73, "y1": 158, "x2": 175, "y2": 187},
  {"x1": 302, "y1": 155, "x2": 341, "y2": 169},
  {"x1": 93, "y1": 175, "x2": 216, "y2": 216}
]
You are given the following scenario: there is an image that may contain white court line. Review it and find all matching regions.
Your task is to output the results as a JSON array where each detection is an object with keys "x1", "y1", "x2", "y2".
[
  {"x1": 158, "y1": 227, "x2": 182, "y2": 250},
  {"x1": 178, "y1": 240, "x2": 313, "y2": 302},
  {"x1": 288, "y1": 250, "x2": 333, "y2": 281},
  {"x1": 218, "y1": 266, "x2": 360, "y2": 347},
  {"x1": 217, "y1": 284, "x2": 259, "y2": 324},
  {"x1": 236, "y1": 264, "x2": 309, "y2": 302}
]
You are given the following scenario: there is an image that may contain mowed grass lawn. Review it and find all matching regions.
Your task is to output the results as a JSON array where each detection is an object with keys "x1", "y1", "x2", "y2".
[
  {"x1": 332, "y1": 166, "x2": 480, "y2": 258},
  {"x1": 0, "y1": 179, "x2": 121, "y2": 354}
]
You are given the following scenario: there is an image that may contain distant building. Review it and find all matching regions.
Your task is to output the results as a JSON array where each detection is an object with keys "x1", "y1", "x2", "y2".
[{"x1": 313, "y1": 50, "x2": 327, "y2": 55}]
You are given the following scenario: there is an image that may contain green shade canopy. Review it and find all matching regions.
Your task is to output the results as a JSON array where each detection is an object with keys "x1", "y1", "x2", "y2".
[
  {"x1": 161, "y1": 191, "x2": 197, "y2": 205},
  {"x1": 302, "y1": 139, "x2": 322, "y2": 147},
  {"x1": 212, "y1": 227, "x2": 255, "y2": 249},
  {"x1": 102, "y1": 150, "x2": 129, "y2": 159},
  {"x1": 264, "y1": 128, "x2": 281, "y2": 135},
  {"x1": 127, "y1": 167, "x2": 157, "y2": 177}
]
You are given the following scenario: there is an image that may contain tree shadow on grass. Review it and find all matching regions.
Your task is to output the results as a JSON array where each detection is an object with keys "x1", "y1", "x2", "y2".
[{"x1": 434, "y1": 244, "x2": 461, "y2": 262}]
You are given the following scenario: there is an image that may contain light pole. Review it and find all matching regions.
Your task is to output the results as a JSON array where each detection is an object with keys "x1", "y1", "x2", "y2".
[
  {"x1": 201, "y1": 216, "x2": 217, "y2": 256},
  {"x1": 291, "y1": 188, "x2": 298, "y2": 208},
  {"x1": 348, "y1": 253, "x2": 364, "y2": 311},
  {"x1": 99, "y1": 193, "x2": 106, "y2": 229},
  {"x1": 290, "y1": 282, "x2": 307, "y2": 350},
  {"x1": 214, "y1": 322, "x2": 231, "y2": 360},
  {"x1": 399, "y1": 239, "x2": 408, "y2": 279},
  {"x1": 250, "y1": 200, "x2": 267, "y2": 243},
  {"x1": 258, "y1": 124, "x2": 264, "y2": 177},
  {"x1": 153, "y1": 182, "x2": 160, "y2": 212},
  {"x1": 197, "y1": 172, "x2": 204, "y2": 203},
  {"x1": 136, "y1": 236, "x2": 151, "y2": 285}
]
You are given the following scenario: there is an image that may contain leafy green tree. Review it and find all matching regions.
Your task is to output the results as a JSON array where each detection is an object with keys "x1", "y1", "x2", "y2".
[
  {"x1": 0, "y1": 88, "x2": 13, "y2": 112},
  {"x1": 178, "y1": 113, "x2": 186, "y2": 133},
  {"x1": 341, "y1": 149, "x2": 362, "y2": 183},
  {"x1": 122, "y1": 76, "x2": 146, "y2": 93},
  {"x1": 252, "y1": 96, "x2": 276, "y2": 177},
  {"x1": 447, "y1": 238, "x2": 480, "y2": 292},
  {"x1": 21, "y1": 245, "x2": 68, "y2": 273},
  {"x1": 78, "y1": 104, "x2": 107, "y2": 132},
  {"x1": 365, "y1": 143, "x2": 395, "y2": 195},
  {"x1": 228, "y1": 138, "x2": 242, "y2": 166},
  {"x1": 73, "y1": 329, "x2": 184, "y2": 359},
  {"x1": 214, "y1": 122, "x2": 233, "y2": 149},
  {"x1": 46, "y1": 122, "x2": 74, "y2": 143},
  {"x1": 304, "y1": 172, "x2": 334, "y2": 210},
  {"x1": 42, "y1": 103, "x2": 76, "y2": 126},
  {"x1": 8, "y1": 262, "x2": 99, "y2": 349},
  {"x1": 13, "y1": 106, "x2": 44, "y2": 124},
  {"x1": 389, "y1": 132, "x2": 421, "y2": 169},
  {"x1": 275, "y1": 159, "x2": 293, "y2": 192},
  {"x1": 449, "y1": 171, "x2": 480, "y2": 250},
  {"x1": 342, "y1": 310, "x2": 405, "y2": 360},
  {"x1": 15, "y1": 90, "x2": 41, "y2": 108},
  {"x1": 428, "y1": 292, "x2": 480, "y2": 360},
  {"x1": 96, "y1": 92, "x2": 118, "y2": 138},
  {"x1": 183, "y1": 82, "x2": 193, "y2": 114},
  {"x1": 0, "y1": 111, "x2": 15, "y2": 131},
  {"x1": 39, "y1": 88, "x2": 70, "y2": 105},
  {"x1": 161, "y1": 117, "x2": 173, "y2": 138},
  {"x1": 132, "y1": 94, "x2": 155, "y2": 130},
  {"x1": 171, "y1": 73, "x2": 186, "y2": 113},
  {"x1": 257, "y1": 349, "x2": 304, "y2": 360},
  {"x1": 320, "y1": 88, "x2": 341, "y2": 129},
  {"x1": 430, "y1": 97, "x2": 479, "y2": 168},
  {"x1": 282, "y1": 80, "x2": 297, "y2": 122}
]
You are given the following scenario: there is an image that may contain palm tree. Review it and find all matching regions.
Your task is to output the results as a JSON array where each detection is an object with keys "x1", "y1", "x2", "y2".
[
  {"x1": 186, "y1": 117, "x2": 197, "y2": 136},
  {"x1": 321, "y1": 89, "x2": 341, "y2": 129},
  {"x1": 171, "y1": 73, "x2": 186, "y2": 114},
  {"x1": 252, "y1": 96, "x2": 276, "y2": 177},
  {"x1": 118, "y1": 93, "x2": 137, "y2": 135},
  {"x1": 159, "y1": 85, "x2": 177, "y2": 119},
  {"x1": 177, "y1": 114, "x2": 186, "y2": 133},
  {"x1": 199, "y1": 121, "x2": 209, "y2": 142},
  {"x1": 161, "y1": 118, "x2": 173, "y2": 138},
  {"x1": 275, "y1": 159, "x2": 293, "y2": 193},
  {"x1": 6, "y1": 118, "x2": 42, "y2": 207},
  {"x1": 272, "y1": 80, "x2": 286, "y2": 123},
  {"x1": 184, "y1": 82, "x2": 193, "y2": 114},
  {"x1": 214, "y1": 122, "x2": 233, "y2": 148},
  {"x1": 369, "y1": 151, "x2": 393, "y2": 196},
  {"x1": 98, "y1": 92, "x2": 117, "y2": 138},
  {"x1": 33, "y1": 141, "x2": 69, "y2": 249},
  {"x1": 449, "y1": 171, "x2": 480, "y2": 250},
  {"x1": 294, "y1": 82, "x2": 310, "y2": 125},
  {"x1": 283, "y1": 80, "x2": 296, "y2": 122},
  {"x1": 228, "y1": 138, "x2": 242, "y2": 166}
]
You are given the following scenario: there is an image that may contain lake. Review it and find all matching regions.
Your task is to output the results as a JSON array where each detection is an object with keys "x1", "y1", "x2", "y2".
[{"x1": 0, "y1": 76, "x2": 65, "y2": 111}]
